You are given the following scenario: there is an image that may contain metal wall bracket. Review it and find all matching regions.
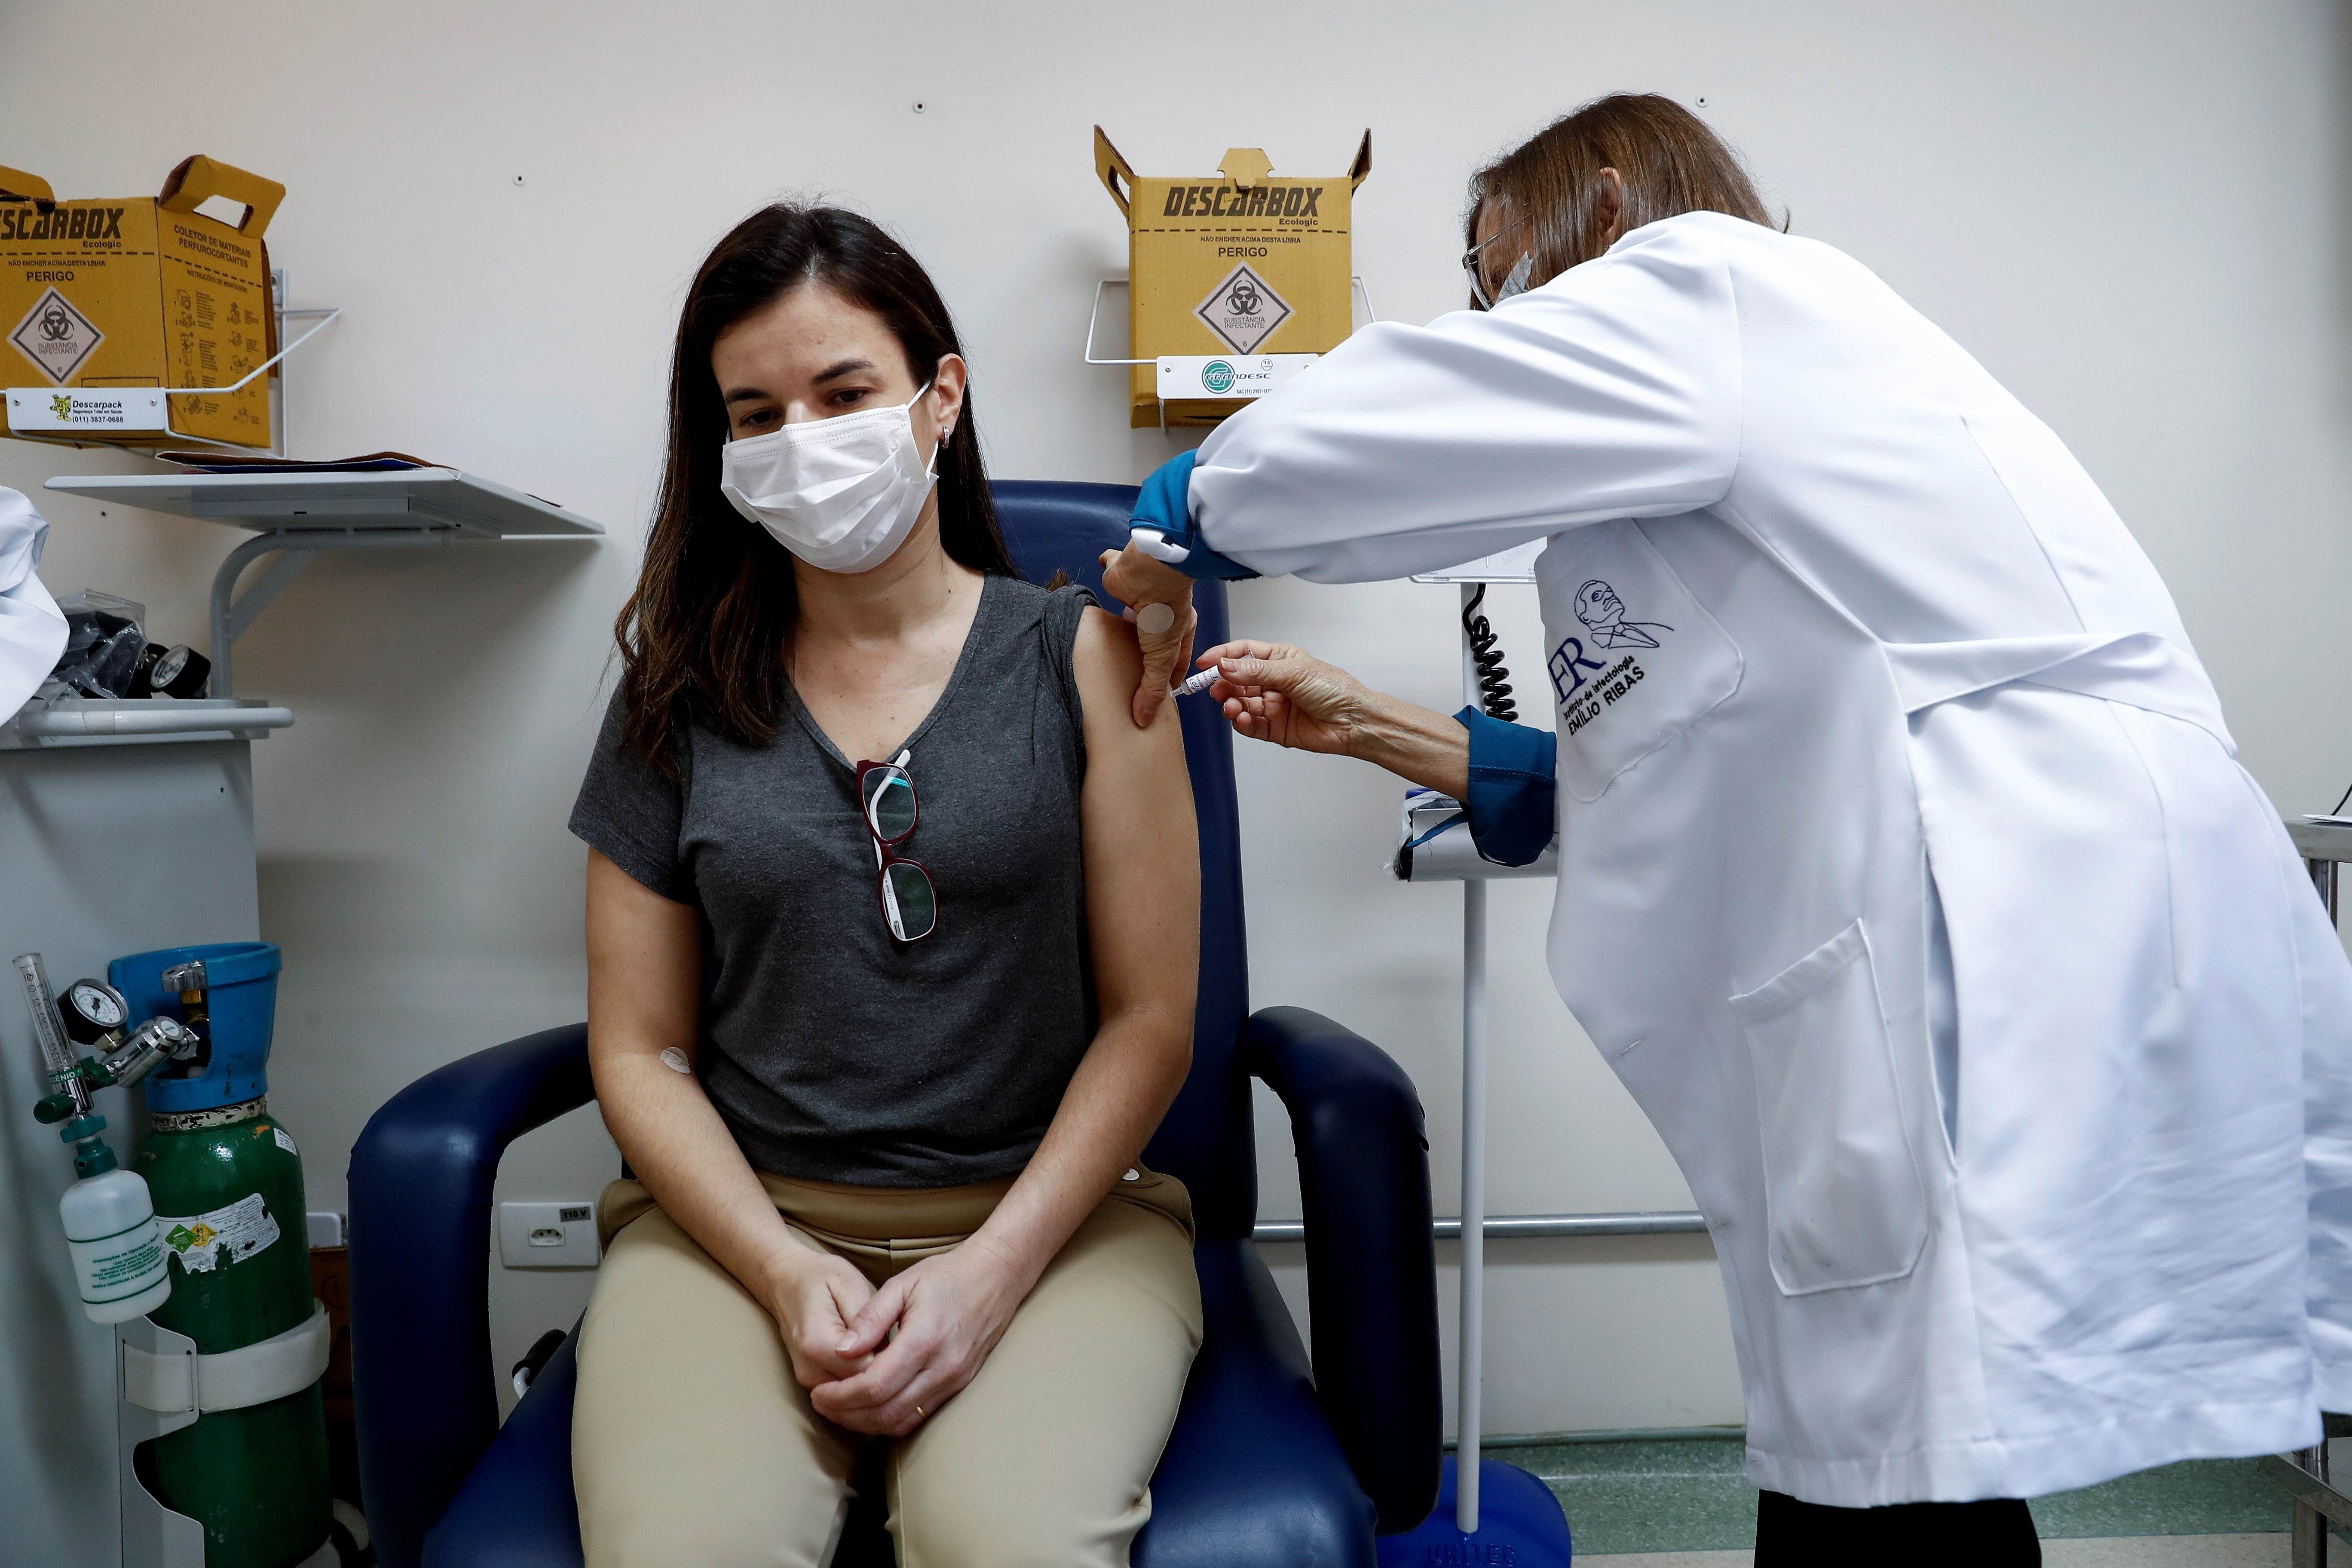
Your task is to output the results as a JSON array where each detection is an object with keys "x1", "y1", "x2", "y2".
[
  {"x1": 115, "y1": 1317, "x2": 205, "y2": 1568},
  {"x1": 208, "y1": 527, "x2": 451, "y2": 696}
]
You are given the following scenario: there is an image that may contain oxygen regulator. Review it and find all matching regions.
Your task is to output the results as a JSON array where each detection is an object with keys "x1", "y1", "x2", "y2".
[{"x1": 31, "y1": 972, "x2": 204, "y2": 1129}]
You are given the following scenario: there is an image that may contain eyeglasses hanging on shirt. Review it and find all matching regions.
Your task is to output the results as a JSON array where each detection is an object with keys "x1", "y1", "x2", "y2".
[{"x1": 855, "y1": 749, "x2": 937, "y2": 943}]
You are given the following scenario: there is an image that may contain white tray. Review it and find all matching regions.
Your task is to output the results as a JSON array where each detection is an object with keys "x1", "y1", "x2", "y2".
[{"x1": 44, "y1": 469, "x2": 601, "y2": 538}]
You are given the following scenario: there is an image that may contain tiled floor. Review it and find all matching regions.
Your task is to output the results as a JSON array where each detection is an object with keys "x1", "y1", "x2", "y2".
[
  {"x1": 1589, "y1": 1538, "x2": 2289, "y2": 1566},
  {"x1": 1476, "y1": 1435, "x2": 2300, "y2": 1557}
]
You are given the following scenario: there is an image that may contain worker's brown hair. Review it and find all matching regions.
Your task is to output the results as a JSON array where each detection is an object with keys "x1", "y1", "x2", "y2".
[
  {"x1": 616, "y1": 205, "x2": 1016, "y2": 775},
  {"x1": 1466, "y1": 93, "x2": 1776, "y2": 306}
]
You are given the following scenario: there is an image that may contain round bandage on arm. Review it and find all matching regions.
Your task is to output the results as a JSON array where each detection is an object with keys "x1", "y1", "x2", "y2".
[{"x1": 1136, "y1": 603, "x2": 1176, "y2": 636}]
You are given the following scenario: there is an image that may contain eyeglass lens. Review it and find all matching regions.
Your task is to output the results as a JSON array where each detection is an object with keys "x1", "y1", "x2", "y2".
[
  {"x1": 882, "y1": 861, "x2": 937, "y2": 942},
  {"x1": 863, "y1": 767, "x2": 917, "y2": 842}
]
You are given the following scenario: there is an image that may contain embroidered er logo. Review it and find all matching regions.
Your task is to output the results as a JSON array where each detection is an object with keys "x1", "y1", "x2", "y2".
[{"x1": 1549, "y1": 637, "x2": 1605, "y2": 702}]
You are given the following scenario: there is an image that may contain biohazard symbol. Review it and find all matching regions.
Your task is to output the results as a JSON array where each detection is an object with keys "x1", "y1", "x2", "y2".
[
  {"x1": 1194, "y1": 263, "x2": 1292, "y2": 356},
  {"x1": 9, "y1": 287, "x2": 103, "y2": 384}
]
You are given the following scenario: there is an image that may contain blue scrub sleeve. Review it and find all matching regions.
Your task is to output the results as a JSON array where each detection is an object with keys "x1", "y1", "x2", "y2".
[
  {"x1": 1129, "y1": 451, "x2": 1259, "y2": 581},
  {"x1": 1455, "y1": 707, "x2": 1557, "y2": 867}
]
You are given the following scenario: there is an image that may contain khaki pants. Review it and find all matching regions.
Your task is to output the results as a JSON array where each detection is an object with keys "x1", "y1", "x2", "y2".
[{"x1": 572, "y1": 1167, "x2": 1202, "y2": 1568}]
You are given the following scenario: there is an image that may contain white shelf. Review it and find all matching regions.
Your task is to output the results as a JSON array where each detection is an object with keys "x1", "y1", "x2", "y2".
[
  {"x1": 0, "y1": 697, "x2": 293, "y2": 752},
  {"x1": 43, "y1": 468, "x2": 601, "y2": 539},
  {"x1": 42, "y1": 468, "x2": 603, "y2": 697},
  {"x1": 2291, "y1": 819, "x2": 2352, "y2": 866}
]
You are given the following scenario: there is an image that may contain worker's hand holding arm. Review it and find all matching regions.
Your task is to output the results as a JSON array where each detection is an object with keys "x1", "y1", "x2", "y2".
[{"x1": 1097, "y1": 543, "x2": 1197, "y2": 729}]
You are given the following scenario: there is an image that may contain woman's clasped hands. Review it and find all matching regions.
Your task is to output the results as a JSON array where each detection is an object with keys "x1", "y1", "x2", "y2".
[{"x1": 762, "y1": 1233, "x2": 1033, "y2": 1437}]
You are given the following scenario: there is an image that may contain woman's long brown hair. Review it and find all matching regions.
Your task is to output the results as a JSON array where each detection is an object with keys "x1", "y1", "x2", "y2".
[
  {"x1": 616, "y1": 205, "x2": 1016, "y2": 773},
  {"x1": 1466, "y1": 93, "x2": 1776, "y2": 306}
]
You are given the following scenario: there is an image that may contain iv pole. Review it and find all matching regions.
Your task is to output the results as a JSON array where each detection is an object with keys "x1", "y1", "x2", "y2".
[
  {"x1": 1377, "y1": 567, "x2": 1572, "y2": 1563},
  {"x1": 1457, "y1": 582, "x2": 1491, "y2": 1534}
]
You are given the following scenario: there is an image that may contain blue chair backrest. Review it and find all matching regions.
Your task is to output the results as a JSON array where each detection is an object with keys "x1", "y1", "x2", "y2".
[{"x1": 990, "y1": 481, "x2": 1258, "y2": 1240}]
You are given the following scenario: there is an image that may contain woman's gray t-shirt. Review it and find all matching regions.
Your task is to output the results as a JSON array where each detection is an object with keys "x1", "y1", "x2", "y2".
[{"x1": 569, "y1": 576, "x2": 1098, "y2": 1187}]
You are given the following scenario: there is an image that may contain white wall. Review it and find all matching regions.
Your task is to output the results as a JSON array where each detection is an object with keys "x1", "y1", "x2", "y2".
[{"x1": 4, "y1": 0, "x2": 2346, "y2": 1436}]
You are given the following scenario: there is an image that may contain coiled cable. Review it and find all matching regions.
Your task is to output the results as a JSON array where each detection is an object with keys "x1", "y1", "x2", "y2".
[{"x1": 1461, "y1": 584, "x2": 1518, "y2": 722}]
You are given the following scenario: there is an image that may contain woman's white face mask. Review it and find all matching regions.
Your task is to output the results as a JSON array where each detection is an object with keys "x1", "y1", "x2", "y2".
[{"x1": 719, "y1": 382, "x2": 938, "y2": 574}]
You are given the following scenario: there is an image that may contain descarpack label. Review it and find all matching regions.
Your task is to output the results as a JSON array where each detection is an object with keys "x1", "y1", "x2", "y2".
[
  {"x1": 157, "y1": 1191, "x2": 281, "y2": 1274},
  {"x1": 1155, "y1": 353, "x2": 1318, "y2": 400},
  {"x1": 5, "y1": 388, "x2": 166, "y2": 430}
]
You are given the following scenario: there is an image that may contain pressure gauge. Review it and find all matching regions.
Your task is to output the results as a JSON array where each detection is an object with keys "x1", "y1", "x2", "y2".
[
  {"x1": 127, "y1": 643, "x2": 210, "y2": 700},
  {"x1": 148, "y1": 645, "x2": 211, "y2": 699},
  {"x1": 61, "y1": 979, "x2": 129, "y2": 1045}
]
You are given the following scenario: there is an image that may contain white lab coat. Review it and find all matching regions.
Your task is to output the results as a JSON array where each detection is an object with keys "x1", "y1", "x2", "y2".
[
  {"x1": 0, "y1": 488, "x2": 65, "y2": 717},
  {"x1": 1188, "y1": 212, "x2": 2352, "y2": 1506}
]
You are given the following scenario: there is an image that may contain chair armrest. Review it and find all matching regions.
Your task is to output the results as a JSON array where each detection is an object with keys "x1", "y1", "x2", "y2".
[
  {"x1": 347, "y1": 1023, "x2": 594, "y2": 1568},
  {"x1": 1241, "y1": 1005, "x2": 1442, "y2": 1534}
]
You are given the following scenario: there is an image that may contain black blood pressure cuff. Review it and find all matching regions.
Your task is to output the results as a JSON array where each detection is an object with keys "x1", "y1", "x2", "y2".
[
  {"x1": 1453, "y1": 707, "x2": 1558, "y2": 868},
  {"x1": 1128, "y1": 451, "x2": 1259, "y2": 581}
]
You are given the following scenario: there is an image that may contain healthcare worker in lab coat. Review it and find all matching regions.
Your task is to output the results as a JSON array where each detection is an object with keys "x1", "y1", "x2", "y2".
[{"x1": 1103, "y1": 93, "x2": 2352, "y2": 1562}]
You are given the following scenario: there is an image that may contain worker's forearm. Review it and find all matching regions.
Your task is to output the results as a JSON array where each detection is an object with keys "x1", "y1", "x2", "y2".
[
  {"x1": 594, "y1": 1052, "x2": 808, "y2": 1298},
  {"x1": 966, "y1": 1009, "x2": 1191, "y2": 1293},
  {"x1": 1351, "y1": 692, "x2": 1471, "y2": 799}
]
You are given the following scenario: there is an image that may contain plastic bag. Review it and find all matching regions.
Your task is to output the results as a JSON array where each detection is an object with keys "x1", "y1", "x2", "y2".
[{"x1": 49, "y1": 590, "x2": 149, "y2": 698}]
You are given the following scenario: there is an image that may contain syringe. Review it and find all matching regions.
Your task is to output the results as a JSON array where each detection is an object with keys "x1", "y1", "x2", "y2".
[{"x1": 1170, "y1": 667, "x2": 1223, "y2": 699}]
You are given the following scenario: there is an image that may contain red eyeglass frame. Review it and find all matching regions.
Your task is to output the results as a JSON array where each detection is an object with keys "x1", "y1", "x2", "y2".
[{"x1": 853, "y1": 755, "x2": 937, "y2": 943}]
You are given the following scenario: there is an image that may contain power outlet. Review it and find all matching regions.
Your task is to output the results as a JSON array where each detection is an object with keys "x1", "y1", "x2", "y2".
[{"x1": 497, "y1": 1200, "x2": 601, "y2": 1270}]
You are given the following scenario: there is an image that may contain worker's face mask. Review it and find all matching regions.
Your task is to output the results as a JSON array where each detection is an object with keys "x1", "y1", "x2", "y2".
[
  {"x1": 718, "y1": 383, "x2": 940, "y2": 574},
  {"x1": 1489, "y1": 253, "x2": 1534, "y2": 306},
  {"x1": 1464, "y1": 214, "x2": 1537, "y2": 310}
]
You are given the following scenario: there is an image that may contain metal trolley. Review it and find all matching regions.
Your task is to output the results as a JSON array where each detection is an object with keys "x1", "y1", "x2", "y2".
[{"x1": 2265, "y1": 818, "x2": 2352, "y2": 1565}]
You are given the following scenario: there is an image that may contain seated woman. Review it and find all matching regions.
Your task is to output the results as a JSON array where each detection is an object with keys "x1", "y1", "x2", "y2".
[{"x1": 567, "y1": 204, "x2": 1202, "y2": 1568}]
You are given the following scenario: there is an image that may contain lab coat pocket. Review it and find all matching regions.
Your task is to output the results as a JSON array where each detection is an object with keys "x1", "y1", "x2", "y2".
[
  {"x1": 1730, "y1": 920, "x2": 1929, "y2": 1297},
  {"x1": 1537, "y1": 520, "x2": 1743, "y2": 803}
]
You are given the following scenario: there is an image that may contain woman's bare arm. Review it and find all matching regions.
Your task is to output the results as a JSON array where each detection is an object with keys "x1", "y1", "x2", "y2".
[
  {"x1": 817, "y1": 607, "x2": 1199, "y2": 1432},
  {"x1": 975, "y1": 603, "x2": 1199, "y2": 1271},
  {"x1": 585, "y1": 851, "x2": 875, "y2": 1387}
]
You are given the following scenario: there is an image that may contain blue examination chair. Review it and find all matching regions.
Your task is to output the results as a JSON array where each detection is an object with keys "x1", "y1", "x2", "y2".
[{"x1": 346, "y1": 482, "x2": 1444, "y2": 1567}]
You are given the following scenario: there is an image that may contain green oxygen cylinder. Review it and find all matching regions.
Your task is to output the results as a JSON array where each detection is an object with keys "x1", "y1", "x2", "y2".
[
  {"x1": 138, "y1": 1102, "x2": 330, "y2": 1566},
  {"x1": 115, "y1": 944, "x2": 331, "y2": 1568}
]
